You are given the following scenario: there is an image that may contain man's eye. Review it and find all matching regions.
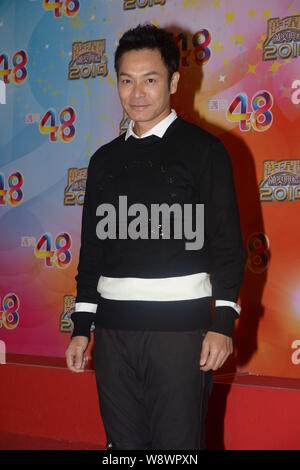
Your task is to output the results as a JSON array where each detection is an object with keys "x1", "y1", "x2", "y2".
[
  {"x1": 147, "y1": 78, "x2": 155, "y2": 84},
  {"x1": 122, "y1": 79, "x2": 131, "y2": 84}
]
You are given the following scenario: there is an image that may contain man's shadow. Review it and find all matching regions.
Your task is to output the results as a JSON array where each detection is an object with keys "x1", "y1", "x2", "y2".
[{"x1": 169, "y1": 24, "x2": 268, "y2": 449}]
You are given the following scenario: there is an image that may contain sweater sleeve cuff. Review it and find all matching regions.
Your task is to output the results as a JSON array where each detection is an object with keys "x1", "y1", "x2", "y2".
[
  {"x1": 209, "y1": 306, "x2": 239, "y2": 338},
  {"x1": 70, "y1": 312, "x2": 95, "y2": 340}
]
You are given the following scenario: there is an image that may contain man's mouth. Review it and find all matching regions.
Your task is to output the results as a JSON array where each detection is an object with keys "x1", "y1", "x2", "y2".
[{"x1": 130, "y1": 104, "x2": 149, "y2": 110}]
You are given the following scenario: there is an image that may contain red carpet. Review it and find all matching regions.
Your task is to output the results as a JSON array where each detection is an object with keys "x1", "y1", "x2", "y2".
[
  {"x1": 0, "y1": 431, "x2": 105, "y2": 450},
  {"x1": 1, "y1": 357, "x2": 300, "y2": 450}
]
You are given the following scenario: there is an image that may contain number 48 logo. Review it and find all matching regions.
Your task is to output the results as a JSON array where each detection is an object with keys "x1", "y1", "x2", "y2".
[
  {"x1": 43, "y1": 0, "x2": 80, "y2": 18},
  {"x1": 226, "y1": 90, "x2": 274, "y2": 132}
]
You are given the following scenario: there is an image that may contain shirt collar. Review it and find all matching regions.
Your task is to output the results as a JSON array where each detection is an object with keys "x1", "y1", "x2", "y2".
[{"x1": 124, "y1": 108, "x2": 177, "y2": 141}]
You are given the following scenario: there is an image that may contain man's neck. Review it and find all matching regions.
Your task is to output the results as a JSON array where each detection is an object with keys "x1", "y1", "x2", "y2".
[{"x1": 133, "y1": 107, "x2": 171, "y2": 137}]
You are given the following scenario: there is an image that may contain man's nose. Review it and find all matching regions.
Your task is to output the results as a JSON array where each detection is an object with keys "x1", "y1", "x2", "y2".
[{"x1": 132, "y1": 82, "x2": 146, "y2": 98}]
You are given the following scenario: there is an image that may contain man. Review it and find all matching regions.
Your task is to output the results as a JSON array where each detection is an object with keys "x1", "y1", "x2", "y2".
[{"x1": 65, "y1": 24, "x2": 248, "y2": 450}]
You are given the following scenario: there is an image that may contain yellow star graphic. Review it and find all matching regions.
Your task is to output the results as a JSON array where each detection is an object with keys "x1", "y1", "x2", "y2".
[
  {"x1": 212, "y1": 40, "x2": 224, "y2": 54},
  {"x1": 224, "y1": 58, "x2": 229, "y2": 65},
  {"x1": 249, "y1": 9, "x2": 256, "y2": 17},
  {"x1": 260, "y1": 34, "x2": 266, "y2": 42},
  {"x1": 248, "y1": 64, "x2": 257, "y2": 74},
  {"x1": 225, "y1": 11, "x2": 235, "y2": 23},
  {"x1": 263, "y1": 9, "x2": 271, "y2": 19},
  {"x1": 108, "y1": 74, "x2": 116, "y2": 86},
  {"x1": 68, "y1": 15, "x2": 83, "y2": 30},
  {"x1": 213, "y1": 0, "x2": 220, "y2": 8},
  {"x1": 232, "y1": 35, "x2": 244, "y2": 45},
  {"x1": 256, "y1": 42, "x2": 262, "y2": 50},
  {"x1": 269, "y1": 61, "x2": 281, "y2": 73}
]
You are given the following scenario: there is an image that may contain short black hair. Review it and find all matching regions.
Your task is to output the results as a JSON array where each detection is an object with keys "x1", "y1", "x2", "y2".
[{"x1": 114, "y1": 23, "x2": 180, "y2": 86}]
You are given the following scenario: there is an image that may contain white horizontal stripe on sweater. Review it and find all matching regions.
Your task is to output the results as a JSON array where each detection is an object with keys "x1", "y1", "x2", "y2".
[
  {"x1": 97, "y1": 272, "x2": 212, "y2": 301},
  {"x1": 75, "y1": 302, "x2": 97, "y2": 313},
  {"x1": 215, "y1": 300, "x2": 241, "y2": 314},
  {"x1": 75, "y1": 276, "x2": 242, "y2": 315}
]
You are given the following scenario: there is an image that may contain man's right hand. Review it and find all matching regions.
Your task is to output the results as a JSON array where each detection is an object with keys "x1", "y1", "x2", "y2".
[{"x1": 65, "y1": 336, "x2": 89, "y2": 373}]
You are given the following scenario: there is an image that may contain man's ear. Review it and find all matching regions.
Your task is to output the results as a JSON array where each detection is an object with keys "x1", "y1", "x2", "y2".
[{"x1": 170, "y1": 71, "x2": 180, "y2": 95}]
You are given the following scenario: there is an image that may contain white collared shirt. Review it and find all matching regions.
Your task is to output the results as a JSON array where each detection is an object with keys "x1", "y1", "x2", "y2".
[{"x1": 124, "y1": 108, "x2": 178, "y2": 141}]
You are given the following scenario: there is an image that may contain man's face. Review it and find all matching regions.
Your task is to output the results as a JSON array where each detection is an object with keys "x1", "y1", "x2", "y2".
[{"x1": 117, "y1": 48, "x2": 179, "y2": 133}]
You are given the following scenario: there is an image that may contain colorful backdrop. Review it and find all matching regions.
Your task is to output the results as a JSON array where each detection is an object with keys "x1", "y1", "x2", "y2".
[{"x1": 0, "y1": 0, "x2": 299, "y2": 378}]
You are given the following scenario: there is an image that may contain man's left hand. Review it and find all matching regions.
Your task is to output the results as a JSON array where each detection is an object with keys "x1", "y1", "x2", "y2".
[{"x1": 199, "y1": 331, "x2": 233, "y2": 371}]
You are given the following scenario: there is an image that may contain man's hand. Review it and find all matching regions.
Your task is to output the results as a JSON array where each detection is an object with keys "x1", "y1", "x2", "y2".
[
  {"x1": 65, "y1": 336, "x2": 89, "y2": 373},
  {"x1": 199, "y1": 331, "x2": 233, "y2": 371}
]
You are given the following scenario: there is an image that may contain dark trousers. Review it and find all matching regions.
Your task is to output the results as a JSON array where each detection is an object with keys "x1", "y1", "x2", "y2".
[{"x1": 93, "y1": 327, "x2": 214, "y2": 450}]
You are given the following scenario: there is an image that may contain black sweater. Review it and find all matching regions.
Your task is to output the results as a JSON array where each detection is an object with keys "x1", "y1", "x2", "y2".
[{"x1": 71, "y1": 116, "x2": 248, "y2": 339}]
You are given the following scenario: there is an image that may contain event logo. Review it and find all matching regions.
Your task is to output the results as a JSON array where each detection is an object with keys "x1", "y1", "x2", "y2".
[
  {"x1": 263, "y1": 15, "x2": 300, "y2": 61},
  {"x1": 259, "y1": 159, "x2": 300, "y2": 202},
  {"x1": 0, "y1": 49, "x2": 28, "y2": 84},
  {"x1": 39, "y1": 107, "x2": 76, "y2": 142},
  {"x1": 226, "y1": 90, "x2": 273, "y2": 132},
  {"x1": 64, "y1": 167, "x2": 86, "y2": 205},
  {"x1": 291, "y1": 340, "x2": 300, "y2": 365},
  {"x1": 60, "y1": 295, "x2": 75, "y2": 333},
  {"x1": 291, "y1": 79, "x2": 300, "y2": 104},
  {"x1": 123, "y1": 0, "x2": 166, "y2": 10},
  {"x1": 176, "y1": 30, "x2": 211, "y2": 66},
  {"x1": 0, "y1": 172, "x2": 24, "y2": 207},
  {"x1": 0, "y1": 293, "x2": 20, "y2": 331},
  {"x1": 59, "y1": 295, "x2": 95, "y2": 333},
  {"x1": 43, "y1": 0, "x2": 80, "y2": 18},
  {"x1": 246, "y1": 232, "x2": 269, "y2": 274},
  {"x1": 34, "y1": 232, "x2": 72, "y2": 268},
  {"x1": 119, "y1": 110, "x2": 130, "y2": 135},
  {"x1": 68, "y1": 39, "x2": 108, "y2": 80}
]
